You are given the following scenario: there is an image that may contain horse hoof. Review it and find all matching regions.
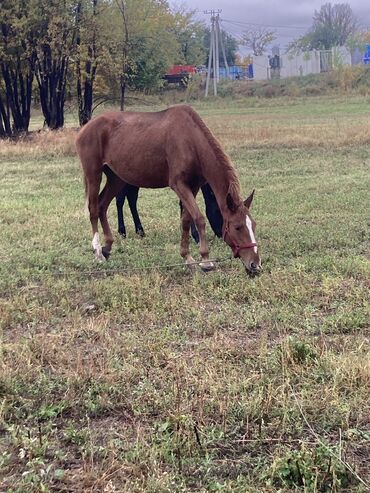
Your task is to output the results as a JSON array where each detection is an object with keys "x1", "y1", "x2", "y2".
[
  {"x1": 185, "y1": 257, "x2": 196, "y2": 270},
  {"x1": 199, "y1": 261, "x2": 215, "y2": 272},
  {"x1": 102, "y1": 247, "x2": 110, "y2": 260},
  {"x1": 119, "y1": 232, "x2": 126, "y2": 238},
  {"x1": 95, "y1": 252, "x2": 106, "y2": 262},
  {"x1": 136, "y1": 229, "x2": 145, "y2": 238}
]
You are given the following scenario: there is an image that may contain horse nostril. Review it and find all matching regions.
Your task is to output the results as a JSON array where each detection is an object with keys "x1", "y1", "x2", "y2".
[{"x1": 250, "y1": 262, "x2": 258, "y2": 271}]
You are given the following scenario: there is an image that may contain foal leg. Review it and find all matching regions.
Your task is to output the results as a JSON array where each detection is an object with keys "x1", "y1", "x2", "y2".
[
  {"x1": 202, "y1": 184, "x2": 223, "y2": 238},
  {"x1": 172, "y1": 182, "x2": 215, "y2": 271},
  {"x1": 127, "y1": 186, "x2": 145, "y2": 237},
  {"x1": 116, "y1": 187, "x2": 127, "y2": 237},
  {"x1": 190, "y1": 222, "x2": 200, "y2": 244}
]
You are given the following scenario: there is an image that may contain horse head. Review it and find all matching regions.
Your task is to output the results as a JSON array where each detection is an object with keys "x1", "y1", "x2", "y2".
[{"x1": 222, "y1": 190, "x2": 261, "y2": 276}]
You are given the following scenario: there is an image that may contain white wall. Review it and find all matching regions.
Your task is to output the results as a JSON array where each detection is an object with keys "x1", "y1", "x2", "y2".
[
  {"x1": 280, "y1": 50, "x2": 321, "y2": 78},
  {"x1": 333, "y1": 46, "x2": 352, "y2": 67},
  {"x1": 251, "y1": 47, "x2": 352, "y2": 81},
  {"x1": 253, "y1": 56, "x2": 270, "y2": 80}
]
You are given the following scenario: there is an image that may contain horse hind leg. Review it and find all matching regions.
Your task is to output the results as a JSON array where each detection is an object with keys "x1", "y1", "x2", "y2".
[
  {"x1": 99, "y1": 167, "x2": 126, "y2": 259},
  {"x1": 85, "y1": 171, "x2": 106, "y2": 261},
  {"x1": 77, "y1": 139, "x2": 105, "y2": 261}
]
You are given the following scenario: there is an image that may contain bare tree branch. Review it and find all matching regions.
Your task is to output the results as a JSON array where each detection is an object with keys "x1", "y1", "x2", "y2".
[{"x1": 241, "y1": 28, "x2": 276, "y2": 56}]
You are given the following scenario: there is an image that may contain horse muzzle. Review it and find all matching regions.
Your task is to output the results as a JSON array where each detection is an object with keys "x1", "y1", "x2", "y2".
[{"x1": 245, "y1": 261, "x2": 262, "y2": 277}]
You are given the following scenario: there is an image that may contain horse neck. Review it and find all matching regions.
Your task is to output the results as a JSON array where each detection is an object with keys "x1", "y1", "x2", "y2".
[{"x1": 201, "y1": 151, "x2": 240, "y2": 216}]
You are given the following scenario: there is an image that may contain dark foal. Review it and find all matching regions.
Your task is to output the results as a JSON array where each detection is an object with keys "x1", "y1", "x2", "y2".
[
  {"x1": 116, "y1": 183, "x2": 223, "y2": 243},
  {"x1": 116, "y1": 185, "x2": 145, "y2": 238}
]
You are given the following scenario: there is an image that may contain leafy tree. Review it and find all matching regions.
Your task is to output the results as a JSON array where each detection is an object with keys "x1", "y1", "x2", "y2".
[
  {"x1": 105, "y1": 0, "x2": 180, "y2": 109},
  {"x1": 346, "y1": 29, "x2": 370, "y2": 52},
  {"x1": 33, "y1": 0, "x2": 76, "y2": 129},
  {"x1": 1, "y1": 0, "x2": 230, "y2": 133},
  {"x1": 241, "y1": 28, "x2": 276, "y2": 56},
  {"x1": 171, "y1": 8, "x2": 207, "y2": 66},
  {"x1": 288, "y1": 2, "x2": 358, "y2": 52},
  {"x1": 0, "y1": 0, "x2": 37, "y2": 137},
  {"x1": 74, "y1": 0, "x2": 110, "y2": 125}
]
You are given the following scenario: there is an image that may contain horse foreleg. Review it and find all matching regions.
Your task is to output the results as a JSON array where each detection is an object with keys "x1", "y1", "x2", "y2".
[
  {"x1": 180, "y1": 201, "x2": 199, "y2": 244},
  {"x1": 180, "y1": 207, "x2": 196, "y2": 267},
  {"x1": 116, "y1": 188, "x2": 127, "y2": 237},
  {"x1": 173, "y1": 182, "x2": 215, "y2": 272},
  {"x1": 127, "y1": 186, "x2": 145, "y2": 237}
]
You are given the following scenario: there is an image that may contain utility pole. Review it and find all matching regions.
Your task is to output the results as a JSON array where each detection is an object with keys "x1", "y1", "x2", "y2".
[
  {"x1": 204, "y1": 9, "x2": 220, "y2": 97},
  {"x1": 205, "y1": 21, "x2": 214, "y2": 97},
  {"x1": 212, "y1": 15, "x2": 218, "y2": 94},
  {"x1": 204, "y1": 9, "x2": 230, "y2": 97},
  {"x1": 214, "y1": 16, "x2": 220, "y2": 82},
  {"x1": 217, "y1": 17, "x2": 230, "y2": 79}
]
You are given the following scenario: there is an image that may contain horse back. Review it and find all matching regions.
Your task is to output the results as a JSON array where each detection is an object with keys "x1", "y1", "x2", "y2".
[{"x1": 76, "y1": 106, "x2": 207, "y2": 188}]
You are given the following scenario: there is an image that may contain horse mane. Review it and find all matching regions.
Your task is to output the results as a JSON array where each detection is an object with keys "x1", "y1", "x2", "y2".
[{"x1": 183, "y1": 106, "x2": 242, "y2": 205}]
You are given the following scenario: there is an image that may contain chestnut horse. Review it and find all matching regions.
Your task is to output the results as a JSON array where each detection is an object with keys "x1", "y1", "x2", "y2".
[{"x1": 76, "y1": 105, "x2": 261, "y2": 274}]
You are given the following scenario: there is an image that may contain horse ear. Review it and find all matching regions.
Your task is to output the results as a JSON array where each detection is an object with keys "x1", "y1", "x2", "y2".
[
  {"x1": 244, "y1": 189, "x2": 255, "y2": 209},
  {"x1": 226, "y1": 193, "x2": 238, "y2": 213}
]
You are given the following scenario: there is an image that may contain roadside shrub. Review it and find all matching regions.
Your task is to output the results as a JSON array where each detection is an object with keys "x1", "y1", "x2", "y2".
[
  {"x1": 269, "y1": 444, "x2": 351, "y2": 492},
  {"x1": 287, "y1": 338, "x2": 317, "y2": 365},
  {"x1": 285, "y1": 82, "x2": 300, "y2": 98},
  {"x1": 254, "y1": 83, "x2": 280, "y2": 98},
  {"x1": 304, "y1": 84, "x2": 323, "y2": 96}
]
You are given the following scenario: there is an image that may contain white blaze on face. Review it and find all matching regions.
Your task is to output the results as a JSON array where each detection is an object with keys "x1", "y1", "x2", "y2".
[{"x1": 246, "y1": 215, "x2": 258, "y2": 253}]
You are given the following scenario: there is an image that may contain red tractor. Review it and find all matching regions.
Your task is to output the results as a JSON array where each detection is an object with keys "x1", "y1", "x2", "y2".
[{"x1": 164, "y1": 65, "x2": 197, "y2": 86}]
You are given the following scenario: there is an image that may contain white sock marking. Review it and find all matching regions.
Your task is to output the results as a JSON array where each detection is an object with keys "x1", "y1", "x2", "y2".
[
  {"x1": 92, "y1": 232, "x2": 102, "y2": 253},
  {"x1": 246, "y1": 216, "x2": 258, "y2": 253}
]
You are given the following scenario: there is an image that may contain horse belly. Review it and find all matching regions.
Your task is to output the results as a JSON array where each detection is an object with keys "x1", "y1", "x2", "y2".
[{"x1": 109, "y1": 156, "x2": 169, "y2": 189}]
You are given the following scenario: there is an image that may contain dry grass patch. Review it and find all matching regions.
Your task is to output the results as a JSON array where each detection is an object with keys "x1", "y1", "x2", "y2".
[
  {"x1": 207, "y1": 111, "x2": 370, "y2": 150},
  {"x1": 0, "y1": 127, "x2": 78, "y2": 158}
]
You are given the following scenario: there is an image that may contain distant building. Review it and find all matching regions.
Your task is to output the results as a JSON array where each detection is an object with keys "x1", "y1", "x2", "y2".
[{"x1": 250, "y1": 46, "x2": 353, "y2": 81}]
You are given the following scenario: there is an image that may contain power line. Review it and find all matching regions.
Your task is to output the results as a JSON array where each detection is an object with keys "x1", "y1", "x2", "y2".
[
  {"x1": 222, "y1": 18, "x2": 309, "y2": 31},
  {"x1": 220, "y1": 20, "x2": 306, "y2": 50}
]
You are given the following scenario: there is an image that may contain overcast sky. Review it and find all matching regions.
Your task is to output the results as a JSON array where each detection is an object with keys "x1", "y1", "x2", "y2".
[{"x1": 176, "y1": 1, "x2": 370, "y2": 53}]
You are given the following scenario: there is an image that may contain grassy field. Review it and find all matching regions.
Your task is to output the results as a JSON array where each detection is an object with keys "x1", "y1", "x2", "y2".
[{"x1": 0, "y1": 94, "x2": 369, "y2": 492}]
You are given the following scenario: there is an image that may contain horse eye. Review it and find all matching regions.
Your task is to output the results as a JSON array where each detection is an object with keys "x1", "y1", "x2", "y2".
[{"x1": 235, "y1": 225, "x2": 242, "y2": 231}]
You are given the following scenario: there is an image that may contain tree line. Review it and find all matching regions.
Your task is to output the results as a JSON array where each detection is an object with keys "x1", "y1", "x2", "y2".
[{"x1": 0, "y1": 0, "x2": 237, "y2": 137}]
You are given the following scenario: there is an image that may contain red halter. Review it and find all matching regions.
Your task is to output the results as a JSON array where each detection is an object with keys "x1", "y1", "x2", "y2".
[{"x1": 222, "y1": 221, "x2": 257, "y2": 258}]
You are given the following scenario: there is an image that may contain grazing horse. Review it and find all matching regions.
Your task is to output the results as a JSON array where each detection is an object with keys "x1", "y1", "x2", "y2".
[
  {"x1": 76, "y1": 105, "x2": 261, "y2": 275},
  {"x1": 116, "y1": 183, "x2": 223, "y2": 243}
]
